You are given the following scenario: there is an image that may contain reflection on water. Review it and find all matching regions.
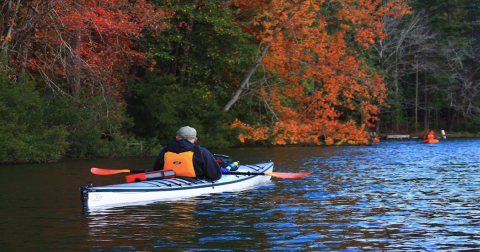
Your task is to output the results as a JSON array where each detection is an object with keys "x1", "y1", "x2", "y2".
[{"x1": 1, "y1": 138, "x2": 480, "y2": 251}]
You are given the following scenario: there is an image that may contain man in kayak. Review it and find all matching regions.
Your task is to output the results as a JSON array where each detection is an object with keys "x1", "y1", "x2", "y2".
[
  {"x1": 153, "y1": 126, "x2": 223, "y2": 180},
  {"x1": 423, "y1": 130, "x2": 439, "y2": 141}
]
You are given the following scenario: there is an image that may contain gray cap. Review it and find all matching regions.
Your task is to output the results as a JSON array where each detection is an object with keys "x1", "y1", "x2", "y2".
[{"x1": 177, "y1": 126, "x2": 197, "y2": 140}]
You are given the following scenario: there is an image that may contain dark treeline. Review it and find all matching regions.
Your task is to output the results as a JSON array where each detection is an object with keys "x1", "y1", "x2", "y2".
[
  {"x1": 375, "y1": 0, "x2": 480, "y2": 135},
  {"x1": 1, "y1": 0, "x2": 479, "y2": 164}
]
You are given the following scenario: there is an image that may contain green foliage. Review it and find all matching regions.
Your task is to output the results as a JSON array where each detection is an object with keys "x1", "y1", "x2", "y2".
[
  {"x1": 125, "y1": 71, "x2": 237, "y2": 149},
  {"x1": 0, "y1": 70, "x2": 158, "y2": 163},
  {"x1": 0, "y1": 74, "x2": 69, "y2": 164},
  {"x1": 147, "y1": 0, "x2": 256, "y2": 100},
  {"x1": 412, "y1": 0, "x2": 474, "y2": 38},
  {"x1": 43, "y1": 94, "x2": 160, "y2": 158},
  {"x1": 128, "y1": 0, "x2": 257, "y2": 148}
]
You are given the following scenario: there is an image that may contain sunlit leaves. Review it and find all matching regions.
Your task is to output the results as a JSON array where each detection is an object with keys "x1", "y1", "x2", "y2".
[{"x1": 228, "y1": 0, "x2": 409, "y2": 145}]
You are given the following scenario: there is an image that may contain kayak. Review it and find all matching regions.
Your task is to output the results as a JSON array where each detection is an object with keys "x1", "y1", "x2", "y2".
[
  {"x1": 80, "y1": 161, "x2": 274, "y2": 209},
  {"x1": 424, "y1": 139, "x2": 439, "y2": 143}
]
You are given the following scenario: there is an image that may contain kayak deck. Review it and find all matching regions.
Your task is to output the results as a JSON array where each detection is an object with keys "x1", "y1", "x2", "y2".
[{"x1": 81, "y1": 162, "x2": 274, "y2": 209}]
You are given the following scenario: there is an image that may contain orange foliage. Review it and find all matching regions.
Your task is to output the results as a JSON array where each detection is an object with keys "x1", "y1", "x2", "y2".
[{"x1": 229, "y1": 0, "x2": 409, "y2": 145}]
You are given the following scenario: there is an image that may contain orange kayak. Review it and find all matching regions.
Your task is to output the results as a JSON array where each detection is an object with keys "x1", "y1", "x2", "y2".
[{"x1": 424, "y1": 139, "x2": 439, "y2": 143}]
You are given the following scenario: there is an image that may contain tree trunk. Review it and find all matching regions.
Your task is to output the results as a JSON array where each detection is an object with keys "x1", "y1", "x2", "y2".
[
  {"x1": 171, "y1": 45, "x2": 179, "y2": 76},
  {"x1": 415, "y1": 69, "x2": 419, "y2": 133},
  {"x1": 448, "y1": 111, "x2": 456, "y2": 132},
  {"x1": 71, "y1": 28, "x2": 81, "y2": 97},
  {"x1": 18, "y1": 37, "x2": 29, "y2": 78},
  {"x1": 393, "y1": 63, "x2": 399, "y2": 132},
  {"x1": 178, "y1": 43, "x2": 190, "y2": 85},
  {"x1": 424, "y1": 74, "x2": 428, "y2": 132},
  {"x1": 179, "y1": 0, "x2": 198, "y2": 85},
  {"x1": 222, "y1": 42, "x2": 271, "y2": 112}
]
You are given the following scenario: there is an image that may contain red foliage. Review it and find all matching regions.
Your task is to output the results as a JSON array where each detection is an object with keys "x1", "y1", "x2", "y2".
[{"x1": 14, "y1": 0, "x2": 171, "y2": 99}]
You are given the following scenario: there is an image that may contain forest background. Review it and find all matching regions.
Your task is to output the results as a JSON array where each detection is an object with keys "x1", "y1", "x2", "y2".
[{"x1": 1, "y1": 0, "x2": 479, "y2": 164}]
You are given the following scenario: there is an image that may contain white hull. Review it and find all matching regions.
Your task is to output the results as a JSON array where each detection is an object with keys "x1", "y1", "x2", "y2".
[{"x1": 81, "y1": 162, "x2": 273, "y2": 209}]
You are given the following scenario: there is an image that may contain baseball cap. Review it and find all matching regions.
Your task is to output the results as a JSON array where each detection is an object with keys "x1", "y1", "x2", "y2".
[{"x1": 177, "y1": 126, "x2": 197, "y2": 140}]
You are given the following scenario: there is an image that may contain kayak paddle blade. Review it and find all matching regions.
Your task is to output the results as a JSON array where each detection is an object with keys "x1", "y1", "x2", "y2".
[
  {"x1": 265, "y1": 171, "x2": 313, "y2": 179},
  {"x1": 90, "y1": 168, "x2": 131, "y2": 175}
]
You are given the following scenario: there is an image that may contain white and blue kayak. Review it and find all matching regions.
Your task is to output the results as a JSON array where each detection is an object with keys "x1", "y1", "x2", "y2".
[{"x1": 81, "y1": 162, "x2": 274, "y2": 209}]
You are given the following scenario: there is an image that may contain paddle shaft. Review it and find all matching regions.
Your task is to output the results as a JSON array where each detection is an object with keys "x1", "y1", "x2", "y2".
[
  {"x1": 130, "y1": 169, "x2": 147, "y2": 173},
  {"x1": 223, "y1": 171, "x2": 312, "y2": 178},
  {"x1": 91, "y1": 168, "x2": 312, "y2": 178},
  {"x1": 91, "y1": 168, "x2": 270, "y2": 176},
  {"x1": 222, "y1": 171, "x2": 269, "y2": 176}
]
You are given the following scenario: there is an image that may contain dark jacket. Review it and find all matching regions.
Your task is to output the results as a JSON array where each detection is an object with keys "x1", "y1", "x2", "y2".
[{"x1": 153, "y1": 138, "x2": 222, "y2": 181}]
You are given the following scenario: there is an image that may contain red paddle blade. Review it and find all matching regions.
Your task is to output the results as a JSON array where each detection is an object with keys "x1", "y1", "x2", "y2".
[
  {"x1": 264, "y1": 171, "x2": 313, "y2": 179},
  {"x1": 90, "y1": 168, "x2": 131, "y2": 175}
]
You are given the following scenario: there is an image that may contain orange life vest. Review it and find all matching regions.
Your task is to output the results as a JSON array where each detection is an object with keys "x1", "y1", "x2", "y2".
[{"x1": 164, "y1": 151, "x2": 196, "y2": 177}]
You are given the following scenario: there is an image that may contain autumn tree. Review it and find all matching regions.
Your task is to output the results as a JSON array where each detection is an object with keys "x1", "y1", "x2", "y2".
[
  {"x1": 1, "y1": 0, "x2": 170, "y2": 98},
  {"x1": 0, "y1": 0, "x2": 171, "y2": 160},
  {"x1": 225, "y1": 0, "x2": 411, "y2": 145}
]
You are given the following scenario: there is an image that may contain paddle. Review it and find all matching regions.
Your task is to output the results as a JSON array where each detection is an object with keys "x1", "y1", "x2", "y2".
[
  {"x1": 90, "y1": 168, "x2": 146, "y2": 175},
  {"x1": 90, "y1": 167, "x2": 312, "y2": 179}
]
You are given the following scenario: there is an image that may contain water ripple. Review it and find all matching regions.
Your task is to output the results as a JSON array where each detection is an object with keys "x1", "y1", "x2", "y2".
[{"x1": 3, "y1": 138, "x2": 480, "y2": 251}]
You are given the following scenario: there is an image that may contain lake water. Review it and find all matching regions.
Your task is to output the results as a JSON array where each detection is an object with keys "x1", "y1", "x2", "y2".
[{"x1": 1, "y1": 138, "x2": 480, "y2": 251}]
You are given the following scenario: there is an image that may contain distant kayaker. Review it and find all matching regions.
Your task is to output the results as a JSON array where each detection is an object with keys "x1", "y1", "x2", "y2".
[
  {"x1": 424, "y1": 130, "x2": 439, "y2": 140},
  {"x1": 153, "y1": 126, "x2": 222, "y2": 180}
]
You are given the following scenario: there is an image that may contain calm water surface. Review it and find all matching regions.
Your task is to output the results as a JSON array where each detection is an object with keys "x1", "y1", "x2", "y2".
[{"x1": 1, "y1": 138, "x2": 480, "y2": 251}]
